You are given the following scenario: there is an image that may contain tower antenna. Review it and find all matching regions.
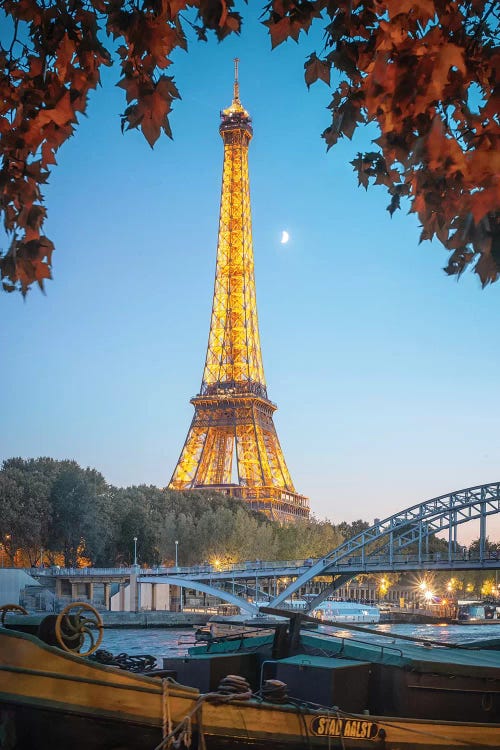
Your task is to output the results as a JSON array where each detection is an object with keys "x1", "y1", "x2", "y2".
[{"x1": 233, "y1": 57, "x2": 240, "y2": 103}]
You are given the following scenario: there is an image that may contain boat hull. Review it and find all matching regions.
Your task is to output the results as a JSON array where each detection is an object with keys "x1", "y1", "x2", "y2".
[
  {"x1": 2, "y1": 700, "x2": 500, "y2": 750},
  {"x1": 1, "y1": 628, "x2": 500, "y2": 749}
]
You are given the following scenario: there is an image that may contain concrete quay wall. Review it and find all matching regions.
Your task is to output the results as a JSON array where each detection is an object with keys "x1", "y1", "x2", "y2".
[
  {"x1": 380, "y1": 611, "x2": 452, "y2": 624},
  {"x1": 101, "y1": 611, "x2": 207, "y2": 629},
  {"x1": 101, "y1": 610, "x2": 451, "y2": 628}
]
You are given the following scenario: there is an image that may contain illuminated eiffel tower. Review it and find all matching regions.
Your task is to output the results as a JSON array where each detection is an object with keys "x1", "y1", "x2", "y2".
[{"x1": 169, "y1": 61, "x2": 309, "y2": 521}]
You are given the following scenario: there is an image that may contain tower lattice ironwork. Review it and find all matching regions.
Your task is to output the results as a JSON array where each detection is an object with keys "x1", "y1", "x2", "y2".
[{"x1": 169, "y1": 61, "x2": 309, "y2": 521}]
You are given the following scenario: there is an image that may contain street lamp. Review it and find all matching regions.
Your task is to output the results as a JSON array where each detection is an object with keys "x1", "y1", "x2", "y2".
[
  {"x1": 175, "y1": 540, "x2": 179, "y2": 569},
  {"x1": 133, "y1": 536, "x2": 138, "y2": 567},
  {"x1": 1, "y1": 534, "x2": 11, "y2": 568}
]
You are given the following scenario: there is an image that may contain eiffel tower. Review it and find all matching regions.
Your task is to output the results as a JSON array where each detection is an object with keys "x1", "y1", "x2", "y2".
[{"x1": 169, "y1": 61, "x2": 309, "y2": 522}]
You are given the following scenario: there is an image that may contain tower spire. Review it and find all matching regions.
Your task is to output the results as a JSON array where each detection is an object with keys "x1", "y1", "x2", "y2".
[
  {"x1": 169, "y1": 62, "x2": 309, "y2": 522},
  {"x1": 222, "y1": 58, "x2": 250, "y2": 120},
  {"x1": 233, "y1": 57, "x2": 240, "y2": 105}
]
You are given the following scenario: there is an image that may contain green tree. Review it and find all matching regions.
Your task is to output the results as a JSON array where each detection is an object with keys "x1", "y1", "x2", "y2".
[
  {"x1": 46, "y1": 463, "x2": 107, "y2": 566},
  {"x1": 274, "y1": 519, "x2": 343, "y2": 560},
  {"x1": 0, "y1": 456, "x2": 114, "y2": 566},
  {"x1": 337, "y1": 519, "x2": 370, "y2": 541},
  {"x1": 225, "y1": 508, "x2": 277, "y2": 562},
  {"x1": 468, "y1": 537, "x2": 500, "y2": 558},
  {"x1": 0, "y1": 457, "x2": 55, "y2": 565},
  {"x1": 108, "y1": 485, "x2": 165, "y2": 566}
]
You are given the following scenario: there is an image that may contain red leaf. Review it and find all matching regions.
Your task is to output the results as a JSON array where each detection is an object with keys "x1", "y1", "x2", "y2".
[
  {"x1": 37, "y1": 91, "x2": 76, "y2": 128},
  {"x1": 304, "y1": 53, "x2": 331, "y2": 89},
  {"x1": 263, "y1": 17, "x2": 291, "y2": 49}
]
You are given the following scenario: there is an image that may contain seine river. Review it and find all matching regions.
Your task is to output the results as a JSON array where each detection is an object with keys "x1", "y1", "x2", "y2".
[{"x1": 100, "y1": 623, "x2": 500, "y2": 665}]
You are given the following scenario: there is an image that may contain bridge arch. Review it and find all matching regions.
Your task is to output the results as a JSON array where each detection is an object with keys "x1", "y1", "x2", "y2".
[
  {"x1": 270, "y1": 481, "x2": 500, "y2": 609},
  {"x1": 139, "y1": 575, "x2": 259, "y2": 615}
]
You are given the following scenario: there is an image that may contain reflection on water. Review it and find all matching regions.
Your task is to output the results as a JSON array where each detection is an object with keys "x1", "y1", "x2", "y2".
[
  {"x1": 99, "y1": 622, "x2": 500, "y2": 664},
  {"x1": 319, "y1": 622, "x2": 500, "y2": 645},
  {"x1": 102, "y1": 627, "x2": 196, "y2": 662}
]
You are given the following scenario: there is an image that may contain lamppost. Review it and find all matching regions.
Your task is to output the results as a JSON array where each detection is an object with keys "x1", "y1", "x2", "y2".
[
  {"x1": 133, "y1": 536, "x2": 138, "y2": 567},
  {"x1": 1, "y1": 534, "x2": 11, "y2": 568},
  {"x1": 175, "y1": 540, "x2": 179, "y2": 569}
]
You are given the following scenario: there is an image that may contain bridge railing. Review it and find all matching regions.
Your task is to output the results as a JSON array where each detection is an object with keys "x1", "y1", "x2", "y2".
[
  {"x1": 27, "y1": 567, "x2": 134, "y2": 576},
  {"x1": 204, "y1": 559, "x2": 315, "y2": 573},
  {"x1": 24, "y1": 559, "x2": 317, "y2": 577},
  {"x1": 22, "y1": 550, "x2": 496, "y2": 580},
  {"x1": 27, "y1": 566, "x2": 204, "y2": 577},
  {"x1": 324, "y1": 551, "x2": 490, "y2": 566}
]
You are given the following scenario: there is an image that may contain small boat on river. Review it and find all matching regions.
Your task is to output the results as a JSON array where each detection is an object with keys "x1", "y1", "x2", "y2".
[
  {"x1": 194, "y1": 611, "x2": 292, "y2": 642},
  {"x1": 312, "y1": 600, "x2": 380, "y2": 624},
  {"x1": 1, "y1": 603, "x2": 500, "y2": 749},
  {"x1": 456, "y1": 600, "x2": 500, "y2": 623}
]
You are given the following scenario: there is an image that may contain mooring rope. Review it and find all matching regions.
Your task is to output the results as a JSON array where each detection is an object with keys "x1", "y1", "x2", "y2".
[
  {"x1": 155, "y1": 676, "x2": 253, "y2": 750},
  {"x1": 162, "y1": 678, "x2": 173, "y2": 741},
  {"x1": 89, "y1": 648, "x2": 156, "y2": 672},
  {"x1": 154, "y1": 672, "x2": 483, "y2": 750}
]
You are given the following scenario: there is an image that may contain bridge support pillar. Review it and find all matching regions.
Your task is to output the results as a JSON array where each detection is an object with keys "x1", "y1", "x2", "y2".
[
  {"x1": 129, "y1": 573, "x2": 140, "y2": 612},
  {"x1": 104, "y1": 583, "x2": 111, "y2": 610},
  {"x1": 151, "y1": 583, "x2": 157, "y2": 612},
  {"x1": 71, "y1": 582, "x2": 78, "y2": 600},
  {"x1": 119, "y1": 583, "x2": 127, "y2": 611},
  {"x1": 87, "y1": 582, "x2": 94, "y2": 601}
]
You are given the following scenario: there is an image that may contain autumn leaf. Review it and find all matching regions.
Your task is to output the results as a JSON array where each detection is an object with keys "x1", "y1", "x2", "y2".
[
  {"x1": 217, "y1": 12, "x2": 241, "y2": 40},
  {"x1": 168, "y1": 0, "x2": 189, "y2": 17},
  {"x1": 427, "y1": 43, "x2": 466, "y2": 100},
  {"x1": 385, "y1": 0, "x2": 436, "y2": 24},
  {"x1": 304, "y1": 53, "x2": 331, "y2": 88},
  {"x1": 262, "y1": 17, "x2": 292, "y2": 49},
  {"x1": 37, "y1": 91, "x2": 76, "y2": 128},
  {"x1": 55, "y1": 34, "x2": 75, "y2": 82},
  {"x1": 1, "y1": 0, "x2": 499, "y2": 293},
  {"x1": 129, "y1": 75, "x2": 180, "y2": 147}
]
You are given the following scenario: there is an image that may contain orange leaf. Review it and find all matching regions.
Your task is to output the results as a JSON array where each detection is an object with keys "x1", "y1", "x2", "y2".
[
  {"x1": 428, "y1": 43, "x2": 466, "y2": 100},
  {"x1": 37, "y1": 91, "x2": 75, "y2": 128},
  {"x1": 55, "y1": 33, "x2": 75, "y2": 81},
  {"x1": 304, "y1": 53, "x2": 331, "y2": 88},
  {"x1": 263, "y1": 17, "x2": 291, "y2": 49}
]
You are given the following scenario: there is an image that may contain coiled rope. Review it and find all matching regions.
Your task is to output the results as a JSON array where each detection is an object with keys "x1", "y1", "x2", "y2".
[
  {"x1": 89, "y1": 648, "x2": 156, "y2": 672},
  {"x1": 260, "y1": 679, "x2": 289, "y2": 703}
]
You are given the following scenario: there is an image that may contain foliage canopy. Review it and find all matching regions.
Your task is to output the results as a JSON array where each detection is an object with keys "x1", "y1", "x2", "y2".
[
  {"x1": 0, "y1": 0, "x2": 498, "y2": 293},
  {"x1": 0, "y1": 457, "x2": 344, "y2": 566}
]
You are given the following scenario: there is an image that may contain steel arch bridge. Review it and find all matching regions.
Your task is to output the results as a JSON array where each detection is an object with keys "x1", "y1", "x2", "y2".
[
  {"x1": 148, "y1": 481, "x2": 500, "y2": 613},
  {"x1": 269, "y1": 480, "x2": 500, "y2": 610}
]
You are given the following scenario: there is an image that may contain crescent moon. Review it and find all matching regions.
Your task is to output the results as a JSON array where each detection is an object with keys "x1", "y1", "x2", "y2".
[{"x1": 281, "y1": 230, "x2": 289, "y2": 244}]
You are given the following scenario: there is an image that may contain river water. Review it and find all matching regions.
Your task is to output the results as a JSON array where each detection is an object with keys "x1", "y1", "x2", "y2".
[{"x1": 100, "y1": 623, "x2": 500, "y2": 665}]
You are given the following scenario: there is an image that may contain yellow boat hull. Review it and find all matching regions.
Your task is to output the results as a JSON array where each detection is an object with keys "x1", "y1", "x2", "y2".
[{"x1": 1, "y1": 628, "x2": 500, "y2": 749}]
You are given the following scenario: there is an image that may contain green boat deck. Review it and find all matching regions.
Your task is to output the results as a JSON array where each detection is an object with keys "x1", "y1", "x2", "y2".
[
  {"x1": 190, "y1": 628, "x2": 500, "y2": 679},
  {"x1": 303, "y1": 631, "x2": 500, "y2": 678}
]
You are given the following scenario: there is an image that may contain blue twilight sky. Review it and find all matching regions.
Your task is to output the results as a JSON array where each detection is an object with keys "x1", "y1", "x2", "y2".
[{"x1": 1, "y1": 8, "x2": 499, "y2": 545}]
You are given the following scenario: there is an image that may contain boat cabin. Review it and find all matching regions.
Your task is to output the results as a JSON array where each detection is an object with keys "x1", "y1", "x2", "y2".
[
  {"x1": 457, "y1": 600, "x2": 500, "y2": 621},
  {"x1": 312, "y1": 600, "x2": 380, "y2": 623}
]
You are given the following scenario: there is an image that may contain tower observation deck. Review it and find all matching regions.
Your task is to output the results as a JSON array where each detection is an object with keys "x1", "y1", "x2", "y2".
[{"x1": 169, "y1": 61, "x2": 309, "y2": 522}]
